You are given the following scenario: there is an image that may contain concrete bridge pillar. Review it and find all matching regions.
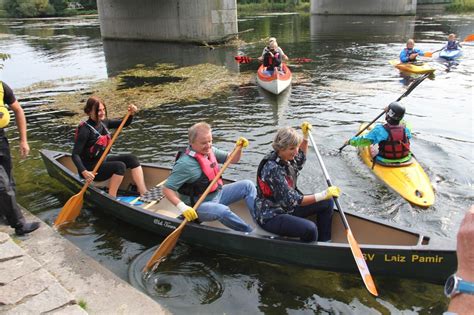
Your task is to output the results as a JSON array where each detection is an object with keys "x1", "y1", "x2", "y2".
[
  {"x1": 311, "y1": 0, "x2": 417, "y2": 15},
  {"x1": 97, "y1": 0, "x2": 238, "y2": 43}
]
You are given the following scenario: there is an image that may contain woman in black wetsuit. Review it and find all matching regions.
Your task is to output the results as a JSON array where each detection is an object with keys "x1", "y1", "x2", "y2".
[{"x1": 72, "y1": 96, "x2": 148, "y2": 198}]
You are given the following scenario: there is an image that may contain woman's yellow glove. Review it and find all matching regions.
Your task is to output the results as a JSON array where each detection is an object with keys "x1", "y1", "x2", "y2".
[
  {"x1": 236, "y1": 137, "x2": 249, "y2": 148},
  {"x1": 314, "y1": 186, "x2": 341, "y2": 201},
  {"x1": 301, "y1": 121, "x2": 312, "y2": 139}
]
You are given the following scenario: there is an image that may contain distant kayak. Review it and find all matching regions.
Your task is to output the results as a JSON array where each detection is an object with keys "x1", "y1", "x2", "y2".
[
  {"x1": 357, "y1": 123, "x2": 435, "y2": 207},
  {"x1": 256, "y1": 63, "x2": 292, "y2": 95},
  {"x1": 439, "y1": 49, "x2": 462, "y2": 60},
  {"x1": 389, "y1": 59, "x2": 435, "y2": 74}
]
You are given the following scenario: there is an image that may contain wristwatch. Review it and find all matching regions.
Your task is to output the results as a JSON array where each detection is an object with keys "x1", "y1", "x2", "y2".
[{"x1": 444, "y1": 273, "x2": 474, "y2": 298}]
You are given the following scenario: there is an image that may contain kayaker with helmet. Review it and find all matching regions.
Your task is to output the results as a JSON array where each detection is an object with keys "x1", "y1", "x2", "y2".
[
  {"x1": 400, "y1": 39, "x2": 425, "y2": 63},
  {"x1": 0, "y1": 81, "x2": 40, "y2": 236},
  {"x1": 258, "y1": 37, "x2": 288, "y2": 74},
  {"x1": 345, "y1": 102, "x2": 412, "y2": 164},
  {"x1": 162, "y1": 122, "x2": 254, "y2": 232},
  {"x1": 254, "y1": 123, "x2": 339, "y2": 242},
  {"x1": 72, "y1": 96, "x2": 148, "y2": 198}
]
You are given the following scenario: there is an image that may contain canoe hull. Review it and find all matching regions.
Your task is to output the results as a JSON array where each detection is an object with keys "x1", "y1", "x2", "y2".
[
  {"x1": 41, "y1": 149, "x2": 453, "y2": 283},
  {"x1": 390, "y1": 59, "x2": 435, "y2": 74},
  {"x1": 256, "y1": 63, "x2": 292, "y2": 95},
  {"x1": 439, "y1": 49, "x2": 462, "y2": 60},
  {"x1": 358, "y1": 124, "x2": 435, "y2": 207}
]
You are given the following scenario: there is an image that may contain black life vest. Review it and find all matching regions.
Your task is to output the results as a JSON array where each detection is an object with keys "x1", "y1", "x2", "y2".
[
  {"x1": 256, "y1": 151, "x2": 298, "y2": 200},
  {"x1": 176, "y1": 148, "x2": 223, "y2": 206},
  {"x1": 378, "y1": 124, "x2": 410, "y2": 159},
  {"x1": 74, "y1": 121, "x2": 111, "y2": 159},
  {"x1": 263, "y1": 47, "x2": 282, "y2": 68}
]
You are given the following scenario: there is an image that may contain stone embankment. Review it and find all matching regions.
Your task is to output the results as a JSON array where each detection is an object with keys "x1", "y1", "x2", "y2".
[{"x1": 0, "y1": 208, "x2": 169, "y2": 314}]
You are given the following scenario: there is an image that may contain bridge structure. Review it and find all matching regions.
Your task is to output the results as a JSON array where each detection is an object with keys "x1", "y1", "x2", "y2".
[{"x1": 97, "y1": 0, "x2": 452, "y2": 43}]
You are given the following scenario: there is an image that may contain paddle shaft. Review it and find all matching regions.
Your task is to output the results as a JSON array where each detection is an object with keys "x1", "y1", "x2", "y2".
[
  {"x1": 308, "y1": 132, "x2": 378, "y2": 296},
  {"x1": 54, "y1": 111, "x2": 132, "y2": 227},
  {"x1": 338, "y1": 72, "x2": 430, "y2": 152},
  {"x1": 143, "y1": 144, "x2": 244, "y2": 272}
]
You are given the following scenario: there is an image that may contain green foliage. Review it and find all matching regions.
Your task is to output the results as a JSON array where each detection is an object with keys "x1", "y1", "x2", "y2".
[
  {"x1": 1, "y1": 0, "x2": 96, "y2": 17},
  {"x1": 76, "y1": 0, "x2": 95, "y2": 10},
  {"x1": 78, "y1": 299, "x2": 87, "y2": 310},
  {"x1": 237, "y1": 0, "x2": 310, "y2": 15},
  {"x1": 4, "y1": 0, "x2": 54, "y2": 17},
  {"x1": 446, "y1": 0, "x2": 474, "y2": 12}
]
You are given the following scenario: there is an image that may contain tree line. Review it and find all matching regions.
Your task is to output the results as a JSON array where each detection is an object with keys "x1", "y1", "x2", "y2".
[
  {"x1": 0, "y1": 0, "x2": 310, "y2": 18},
  {"x1": 0, "y1": 0, "x2": 97, "y2": 18}
]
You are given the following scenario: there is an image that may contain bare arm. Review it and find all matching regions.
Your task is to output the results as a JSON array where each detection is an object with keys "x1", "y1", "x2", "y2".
[
  {"x1": 448, "y1": 206, "x2": 474, "y2": 313},
  {"x1": 163, "y1": 186, "x2": 182, "y2": 206},
  {"x1": 9, "y1": 100, "x2": 29, "y2": 158}
]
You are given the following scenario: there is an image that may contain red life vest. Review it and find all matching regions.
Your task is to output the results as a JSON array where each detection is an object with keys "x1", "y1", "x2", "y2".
[
  {"x1": 74, "y1": 121, "x2": 111, "y2": 159},
  {"x1": 176, "y1": 148, "x2": 223, "y2": 205},
  {"x1": 378, "y1": 124, "x2": 410, "y2": 159},
  {"x1": 256, "y1": 151, "x2": 298, "y2": 199}
]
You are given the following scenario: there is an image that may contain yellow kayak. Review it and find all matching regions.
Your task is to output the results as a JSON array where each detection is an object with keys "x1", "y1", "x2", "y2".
[
  {"x1": 357, "y1": 123, "x2": 435, "y2": 207},
  {"x1": 389, "y1": 59, "x2": 435, "y2": 74}
]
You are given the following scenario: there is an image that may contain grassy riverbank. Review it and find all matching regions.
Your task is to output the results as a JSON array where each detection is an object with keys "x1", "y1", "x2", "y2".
[
  {"x1": 446, "y1": 0, "x2": 474, "y2": 12},
  {"x1": 237, "y1": 1, "x2": 310, "y2": 16}
]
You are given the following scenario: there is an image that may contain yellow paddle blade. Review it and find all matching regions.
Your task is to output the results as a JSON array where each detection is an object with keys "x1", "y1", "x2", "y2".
[
  {"x1": 143, "y1": 220, "x2": 188, "y2": 272},
  {"x1": 54, "y1": 192, "x2": 84, "y2": 227},
  {"x1": 347, "y1": 229, "x2": 379, "y2": 296},
  {"x1": 424, "y1": 51, "x2": 433, "y2": 57},
  {"x1": 463, "y1": 34, "x2": 474, "y2": 42}
]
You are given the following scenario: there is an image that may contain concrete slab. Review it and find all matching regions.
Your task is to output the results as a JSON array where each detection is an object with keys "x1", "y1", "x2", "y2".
[
  {"x1": 0, "y1": 254, "x2": 41, "y2": 285},
  {"x1": 0, "y1": 207, "x2": 169, "y2": 314}
]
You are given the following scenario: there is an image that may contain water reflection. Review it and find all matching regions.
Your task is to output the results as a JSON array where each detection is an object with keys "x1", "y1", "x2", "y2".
[
  {"x1": 102, "y1": 40, "x2": 240, "y2": 76},
  {"x1": 130, "y1": 245, "x2": 447, "y2": 313},
  {"x1": 310, "y1": 15, "x2": 415, "y2": 42}
]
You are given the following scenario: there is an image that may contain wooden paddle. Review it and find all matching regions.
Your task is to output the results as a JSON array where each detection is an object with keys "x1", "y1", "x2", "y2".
[
  {"x1": 338, "y1": 72, "x2": 430, "y2": 152},
  {"x1": 308, "y1": 131, "x2": 378, "y2": 296},
  {"x1": 54, "y1": 111, "x2": 132, "y2": 227},
  {"x1": 425, "y1": 33, "x2": 474, "y2": 57},
  {"x1": 142, "y1": 143, "x2": 243, "y2": 272},
  {"x1": 234, "y1": 55, "x2": 313, "y2": 64}
]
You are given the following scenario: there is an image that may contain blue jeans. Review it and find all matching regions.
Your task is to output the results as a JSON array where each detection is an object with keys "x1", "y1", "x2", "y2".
[
  {"x1": 196, "y1": 180, "x2": 255, "y2": 232},
  {"x1": 261, "y1": 199, "x2": 334, "y2": 242}
]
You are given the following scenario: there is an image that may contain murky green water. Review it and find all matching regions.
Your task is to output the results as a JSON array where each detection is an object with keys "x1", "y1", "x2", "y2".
[{"x1": 1, "y1": 13, "x2": 473, "y2": 314}]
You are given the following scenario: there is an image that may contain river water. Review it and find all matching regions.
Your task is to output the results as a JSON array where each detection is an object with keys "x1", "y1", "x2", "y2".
[{"x1": 1, "y1": 13, "x2": 473, "y2": 314}]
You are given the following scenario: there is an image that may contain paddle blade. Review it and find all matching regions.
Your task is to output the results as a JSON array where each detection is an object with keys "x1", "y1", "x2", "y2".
[
  {"x1": 143, "y1": 220, "x2": 187, "y2": 272},
  {"x1": 234, "y1": 56, "x2": 253, "y2": 64},
  {"x1": 463, "y1": 34, "x2": 474, "y2": 42},
  {"x1": 54, "y1": 192, "x2": 84, "y2": 227},
  {"x1": 347, "y1": 229, "x2": 378, "y2": 296},
  {"x1": 424, "y1": 52, "x2": 433, "y2": 57},
  {"x1": 291, "y1": 57, "x2": 313, "y2": 63}
]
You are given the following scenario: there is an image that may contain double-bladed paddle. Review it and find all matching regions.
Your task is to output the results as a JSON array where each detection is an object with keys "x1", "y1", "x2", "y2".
[
  {"x1": 338, "y1": 72, "x2": 430, "y2": 152},
  {"x1": 54, "y1": 111, "x2": 132, "y2": 227},
  {"x1": 308, "y1": 131, "x2": 378, "y2": 296},
  {"x1": 234, "y1": 55, "x2": 313, "y2": 64},
  {"x1": 142, "y1": 143, "x2": 244, "y2": 272}
]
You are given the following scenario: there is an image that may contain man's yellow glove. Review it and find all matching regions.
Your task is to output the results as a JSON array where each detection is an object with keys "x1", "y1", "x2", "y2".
[
  {"x1": 176, "y1": 201, "x2": 198, "y2": 221},
  {"x1": 301, "y1": 121, "x2": 312, "y2": 140},
  {"x1": 236, "y1": 136, "x2": 249, "y2": 148},
  {"x1": 183, "y1": 207, "x2": 198, "y2": 221},
  {"x1": 314, "y1": 186, "x2": 341, "y2": 201}
]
